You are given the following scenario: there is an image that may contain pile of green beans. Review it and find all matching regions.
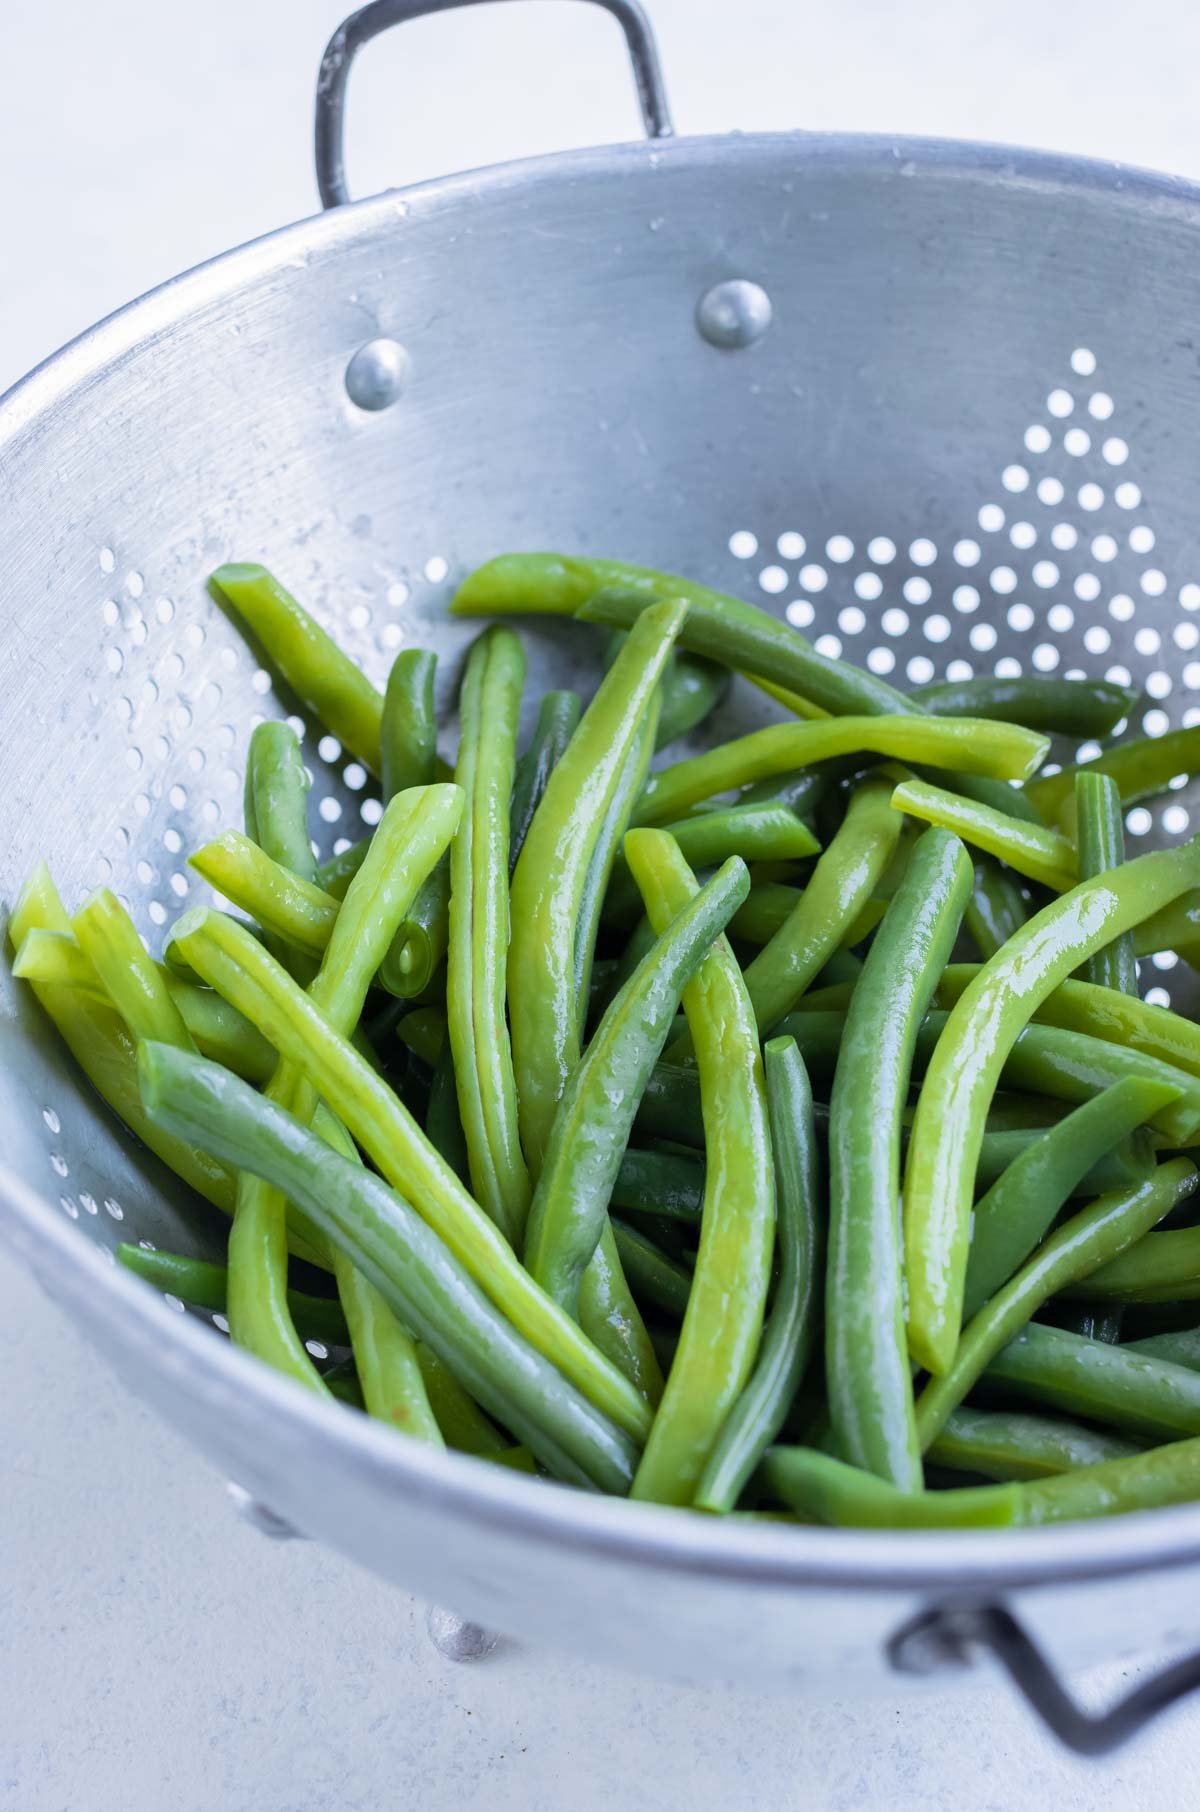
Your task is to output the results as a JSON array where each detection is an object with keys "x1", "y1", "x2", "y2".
[{"x1": 16, "y1": 549, "x2": 1200, "y2": 1527}]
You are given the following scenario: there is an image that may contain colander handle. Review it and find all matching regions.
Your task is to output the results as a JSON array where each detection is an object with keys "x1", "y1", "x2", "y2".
[
  {"x1": 889, "y1": 1599, "x2": 1200, "y2": 1756},
  {"x1": 314, "y1": 0, "x2": 674, "y2": 209}
]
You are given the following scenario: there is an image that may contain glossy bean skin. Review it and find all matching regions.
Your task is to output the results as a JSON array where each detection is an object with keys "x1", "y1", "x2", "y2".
[
  {"x1": 985, "y1": 1322, "x2": 1200, "y2": 1442},
  {"x1": 137, "y1": 1044, "x2": 637, "y2": 1493},
  {"x1": 962, "y1": 1078, "x2": 1182, "y2": 1319},
  {"x1": 760, "y1": 1436, "x2": 1200, "y2": 1527},
  {"x1": 631, "y1": 715, "x2": 1048, "y2": 827},
  {"x1": 165, "y1": 908, "x2": 653, "y2": 1443},
  {"x1": 508, "y1": 598, "x2": 688, "y2": 1173},
  {"x1": 926, "y1": 1406, "x2": 1140, "y2": 1482},
  {"x1": 610, "y1": 1147, "x2": 705, "y2": 1220},
  {"x1": 1029, "y1": 726, "x2": 1200, "y2": 826},
  {"x1": 602, "y1": 621, "x2": 733, "y2": 750},
  {"x1": 914, "y1": 1158, "x2": 1197, "y2": 1450},
  {"x1": 446, "y1": 628, "x2": 531, "y2": 1245},
  {"x1": 509, "y1": 689, "x2": 581, "y2": 874},
  {"x1": 573, "y1": 708, "x2": 658, "y2": 1034},
  {"x1": 524, "y1": 856, "x2": 748, "y2": 1317},
  {"x1": 210, "y1": 564, "x2": 384, "y2": 773},
  {"x1": 1064, "y1": 1226, "x2": 1200, "y2": 1302},
  {"x1": 72, "y1": 889, "x2": 197, "y2": 1054},
  {"x1": 694, "y1": 1037, "x2": 821, "y2": 1514},
  {"x1": 190, "y1": 830, "x2": 341, "y2": 953},
  {"x1": 381, "y1": 648, "x2": 438, "y2": 800},
  {"x1": 739, "y1": 780, "x2": 903, "y2": 1037},
  {"x1": 244, "y1": 720, "x2": 319, "y2": 885},
  {"x1": 603, "y1": 803, "x2": 818, "y2": 926},
  {"x1": 610, "y1": 1218, "x2": 694, "y2": 1321},
  {"x1": 1075, "y1": 770, "x2": 1138, "y2": 995},
  {"x1": 912, "y1": 673, "x2": 1136, "y2": 737},
  {"x1": 964, "y1": 858, "x2": 1029, "y2": 959},
  {"x1": 826, "y1": 829, "x2": 973, "y2": 1489},
  {"x1": 890, "y1": 777, "x2": 1076, "y2": 892},
  {"x1": 625, "y1": 832, "x2": 774, "y2": 1506},
  {"x1": 902, "y1": 836, "x2": 1200, "y2": 1375}
]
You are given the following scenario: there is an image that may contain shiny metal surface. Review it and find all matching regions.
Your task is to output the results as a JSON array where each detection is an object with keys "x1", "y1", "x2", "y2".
[{"x1": 6, "y1": 128, "x2": 1200, "y2": 1688}]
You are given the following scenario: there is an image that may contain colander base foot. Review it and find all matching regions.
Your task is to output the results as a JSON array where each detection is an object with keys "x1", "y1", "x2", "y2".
[{"x1": 426, "y1": 1606, "x2": 502, "y2": 1663}]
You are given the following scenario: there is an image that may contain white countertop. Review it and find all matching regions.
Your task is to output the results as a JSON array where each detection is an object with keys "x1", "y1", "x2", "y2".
[{"x1": 6, "y1": 3, "x2": 1200, "y2": 1806}]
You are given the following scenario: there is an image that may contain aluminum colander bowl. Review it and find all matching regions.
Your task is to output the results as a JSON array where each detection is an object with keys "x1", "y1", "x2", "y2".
[{"x1": 7, "y1": 0, "x2": 1200, "y2": 1753}]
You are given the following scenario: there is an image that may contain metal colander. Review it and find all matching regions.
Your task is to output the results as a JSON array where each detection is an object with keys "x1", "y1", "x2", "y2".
[{"x1": 9, "y1": 0, "x2": 1200, "y2": 1750}]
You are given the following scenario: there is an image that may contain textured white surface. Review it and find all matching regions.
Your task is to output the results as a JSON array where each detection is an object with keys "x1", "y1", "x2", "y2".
[{"x1": 7, "y1": 2, "x2": 1200, "y2": 1806}]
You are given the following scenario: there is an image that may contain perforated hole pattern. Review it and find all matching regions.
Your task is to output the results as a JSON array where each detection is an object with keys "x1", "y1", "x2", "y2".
[{"x1": 29, "y1": 344, "x2": 1200, "y2": 1319}]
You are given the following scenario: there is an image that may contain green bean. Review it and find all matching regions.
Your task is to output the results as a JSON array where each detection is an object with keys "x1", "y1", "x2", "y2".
[
  {"x1": 313, "y1": 1104, "x2": 443, "y2": 1444},
  {"x1": 446, "y1": 628, "x2": 530, "y2": 1245},
  {"x1": 166, "y1": 907, "x2": 653, "y2": 1442},
  {"x1": 1074, "y1": 769, "x2": 1137, "y2": 995},
  {"x1": 611, "y1": 1147, "x2": 705, "y2": 1221},
  {"x1": 602, "y1": 804, "x2": 818, "y2": 927},
  {"x1": 738, "y1": 768, "x2": 831, "y2": 819},
  {"x1": 137, "y1": 1043, "x2": 636, "y2": 1492},
  {"x1": 378, "y1": 857, "x2": 450, "y2": 999},
  {"x1": 975, "y1": 1125, "x2": 1150, "y2": 1196},
  {"x1": 508, "y1": 597, "x2": 688, "y2": 1171},
  {"x1": 632, "y1": 716, "x2": 1047, "y2": 827},
  {"x1": 1064, "y1": 1226, "x2": 1200, "y2": 1302},
  {"x1": 525, "y1": 855, "x2": 748, "y2": 1312},
  {"x1": 411, "y1": 1344, "x2": 509, "y2": 1455},
  {"x1": 509, "y1": 689, "x2": 582, "y2": 874},
  {"x1": 827, "y1": 828, "x2": 973, "y2": 1488},
  {"x1": 426, "y1": 1041, "x2": 470, "y2": 1183},
  {"x1": 914, "y1": 1158, "x2": 1196, "y2": 1449},
  {"x1": 935, "y1": 963, "x2": 1200, "y2": 1082},
  {"x1": 902, "y1": 836, "x2": 1200, "y2": 1374},
  {"x1": 244, "y1": 720, "x2": 319, "y2": 884},
  {"x1": 316, "y1": 840, "x2": 368, "y2": 900},
  {"x1": 927, "y1": 1406, "x2": 1140, "y2": 1482},
  {"x1": 1029, "y1": 727, "x2": 1200, "y2": 827},
  {"x1": 210, "y1": 564, "x2": 384, "y2": 773},
  {"x1": 11, "y1": 927, "x2": 278, "y2": 1083},
  {"x1": 760, "y1": 1436, "x2": 1200, "y2": 1527},
  {"x1": 694, "y1": 1037, "x2": 821, "y2": 1514},
  {"x1": 603, "y1": 622, "x2": 732, "y2": 751},
  {"x1": 1135, "y1": 890, "x2": 1200, "y2": 964},
  {"x1": 737, "y1": 779, "x2": 904, "y2": 1038},
  {"x1": 911, "y1": 673, "x2": 1136, "y2": 737},
  {"x1": 625, "y1": 831, "x2": 774, "y2": 1506},
  {"x1": 1125, "y1": 1326, "x2": 1200, "y2": 1370},
  {"x1": 963, "y1": 1079, "x2": 1181, "y2": 1319},
  {"x1": 890, "y1": 777, "x2": 1076, "y2": 891},
  {"x1": 574, "y1": 708, "x2": 658, "y2": 1029},
  {"x1": 381, "y1": 648, "x2": 438, "y2": 800},
  {"x1": 964, "y1": 857, "x2": 1029, "y2": 959},
  {"x1": 115, "y1": 1245, "x2": 351, "y2": 1343},
  {"x1": 985, "y1": 1322, "x2": 1200, "y2": 1442},
  {"x1": 190, "y1": 830, "x2": 341, "y2": 952},
  {"x1": 574, "y1": 1221, "x2": 664, "y2": 1400},
  {"x1": 611, "y1": 1218, "x2": 694, "y2": 1320},
  {"x1": 395, "y1": 1006, "x2": 446, "y2": 1068},
  {"x1": 73, "y1": 889, "x2": 198, "y2": 1053}
]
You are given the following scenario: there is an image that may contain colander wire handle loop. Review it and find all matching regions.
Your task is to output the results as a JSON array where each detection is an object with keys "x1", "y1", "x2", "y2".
[
  {"x1": 315, "y1": 0, "x2": 674, "y2": 209},
  {"x1": 889, "y1": 1599, "x2": 1200, "y2": 1756}
]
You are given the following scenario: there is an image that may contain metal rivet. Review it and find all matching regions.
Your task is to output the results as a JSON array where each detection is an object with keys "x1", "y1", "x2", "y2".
[
  {"x1": 426, "y1": 1607, "x2": 500, "y2": 1663},
  {"x1": 344, "y1": 338, "x2": 410, "y2": 411},
  {"x1": 226, "y1": 1480, "x2": 303, "y2": 1541},
  {"x1": 695, "y1": 279, "x2": 773, "y2": 350}
]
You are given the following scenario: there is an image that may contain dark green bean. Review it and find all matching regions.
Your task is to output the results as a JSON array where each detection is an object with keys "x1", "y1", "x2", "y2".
[
  {"x1": 985, "y1": 1321, "x2": 1200, "y2": 1442},
  {"x1": 602, "y1": 803, "x2": 819, "y2": 926},
  {"x1": 611, "y1": 1218, "x2": 694, "y2": 1321},
  {"x1": 827, "y1": 828, "x2": 972, "y2": 1488},
  {"x1": 574, "y1": 708, "x2": 658, "y2": 1029},
  {"x1": 1064, "y1": 1225, "x2": 1200, "y2": 1302},
  {"x1": 509, "y1": 689, "x2": 581, "y2": 874},
  {"x1": 912, "y1": 673, "x2": 1136, "y2": 737},
  {"x1": 1075, "y1": 770, "x2": 1138, "y2": 995},
  {"x1": 603, "y1": 619, "x2": 733, "y2": 750},
  {"x1": 926, "y1": 1406, "x2": 1140, "y2": 1482},
  {"x1": 964, "y1": 857, "x2": 1029, "y2": 959},
  {"x1": 381, "y1": 648, "x2": 438, "y2": 800},
  {"x1": 115, "y1": 1244, "x2": 351, "y2": 1344},
  {"x1": 610, "y1": 1147, "x2": 705, "y2": 1221},
  {"x1": 1029, "y1": 726, "x2": 1200, "y2": 827}
]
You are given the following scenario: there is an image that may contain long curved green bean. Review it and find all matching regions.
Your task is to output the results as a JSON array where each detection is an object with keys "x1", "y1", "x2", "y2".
[
  {"x1": 985, "y1": 1322, "x2": 1200, "y2": 1442},
  {"x1": 962, "y1": 1078, "x2": 1182, "y2": 1320},
  {"x1": 631, "y1": 715, "x2": 1048, "y2": 828},
  {"x1": 694, "y1": 1036, "x2": 820, "y2": 1514},
  {"x1": 890, "y1": 777, "x2": 1076, "y2": 891},
  {"x1": 912, "y1": 673, "x2": 1136, "y2": 737},
  {"x1": 574, "y1": 707, "x2": 659, "y2": 1029},
  {"x1": 165, "y1": 907, "x2": 653, "y2": 1442},
  {"x1": 902, "y1": 835, "x2": 1200, "y2": 1374},
  {"x1": 137, "y1": 1043, "x2": 636, "y2": 1492},
  {"x1": 739, "y1": 779, "x2": 904, "y2": 1039},
  {"x1": 575, "y1": 1222, "x2": 666, "y2": 1400},
  {"x1": 1064, "y1": 1226, "x2": 1200, "y2": 1302},
  {"x1": 508, "y1": 597, "x2": 687, "y2": 1172},
  {"x1": 964, "y1": 857, "x2": 1029, "y2": 959},
  {"x1": 914, "y1": 1158, "x2": 1196, "y2": 1449},
  {"x1": 827, "y1": 828, "x2": 972, "y2": 1489},
  {"x1": 381, "y1": 648, "x2": 438, "y2": 800},
  {"x1": 525, "y1": 855, "x2": 748, "y2": 1312},
  {"x1": 446, "y1": 627, "x2": 530, "y2": 1245},
  {"x1": 625, "y1": 831, "x2": 774, "y2": 1506},
  {"x1": 738, "y1": 768, "x2": 831, "y2": 820},
  {"x1": 603, "y1": 620, "x2": 733, "y2": 751},
  {"x1": 1029, "y1": 726, "x2": 1200, "y2": 827},
  {"x1": 1075, "y1": 770, "x2": 1138, "y2": 995},
  {"x1": 927, "y1": 1406, "x2": 1140, "y2": 1482},
  {"x1": 760, "y1": 1436, "x2": 1200, "y2": 1527},
  {"x1": 509, "y1": 689, "x2": 581, "y2": 874},
  {"x1": 602, "y1": 803, "x2": 819, "y2": 926},
  {"x1": 210, "y1": 564, "x2": 384, "y2": 773}
]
